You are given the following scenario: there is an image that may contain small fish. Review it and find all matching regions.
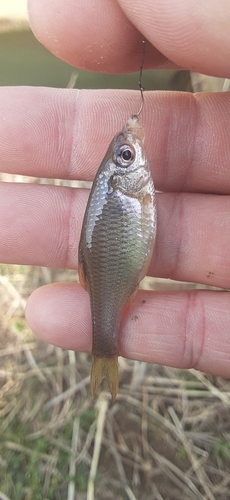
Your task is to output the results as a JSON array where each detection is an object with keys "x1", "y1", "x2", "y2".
[{"x1": 78, "y1": 115, "x2": 157, "y2": 400}]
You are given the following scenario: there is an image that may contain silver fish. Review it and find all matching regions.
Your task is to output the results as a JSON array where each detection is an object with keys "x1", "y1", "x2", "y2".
[{"x1": 78, "y1": 115, "x2": 157, "y2": 400}]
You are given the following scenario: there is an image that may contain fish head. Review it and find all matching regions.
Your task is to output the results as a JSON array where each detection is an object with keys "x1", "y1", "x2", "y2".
[
  {"x1": 113, "y1": 116, "x2": 146, "y2": 172},
  {"x1": 101, "y1": 116, "x2": 152, "y2": 196}
]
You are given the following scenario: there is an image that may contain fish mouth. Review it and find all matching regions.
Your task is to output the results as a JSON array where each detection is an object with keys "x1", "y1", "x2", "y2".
[{"x1": 123, "y1": 116, "x2": 145, "y2": 142}]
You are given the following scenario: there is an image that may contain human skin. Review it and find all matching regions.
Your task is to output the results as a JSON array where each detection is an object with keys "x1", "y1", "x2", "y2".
[{"x1": 1, "y1": 0, "x2": 230, "y2": 377}]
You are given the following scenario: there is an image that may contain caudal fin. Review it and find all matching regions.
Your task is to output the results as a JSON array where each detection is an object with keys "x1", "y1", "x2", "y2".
[{"x1": 90, "y1": 356, "x2": 119, "y2": 402}]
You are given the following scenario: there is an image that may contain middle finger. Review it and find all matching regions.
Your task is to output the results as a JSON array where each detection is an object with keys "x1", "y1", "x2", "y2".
[{"x1": 0, "y1": 182, "x2": 229, "y2": 288}]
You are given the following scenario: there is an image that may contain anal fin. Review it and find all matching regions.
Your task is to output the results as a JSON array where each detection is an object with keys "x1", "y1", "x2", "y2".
[{"x1": 123, "y1": 287, "x2": 138, "y2": 314}]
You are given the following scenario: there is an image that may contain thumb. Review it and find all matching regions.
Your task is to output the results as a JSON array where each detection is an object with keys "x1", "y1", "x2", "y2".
[{"x1": 117, "y1": 0, "x2": 230, "y2": 78}]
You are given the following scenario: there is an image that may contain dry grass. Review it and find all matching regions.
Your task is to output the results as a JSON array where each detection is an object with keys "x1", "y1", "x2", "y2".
[
  {"x1": 1, "y1": 241, "x2": 230, "y2": 499},
  {"x1": 1, "y1": 76, "x2": 230, "y2": 499}
]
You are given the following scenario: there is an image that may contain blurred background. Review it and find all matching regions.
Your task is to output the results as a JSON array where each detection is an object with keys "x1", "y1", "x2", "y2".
[{"x1": 1, "y1": 2, "x2": 230, "y2": 500}]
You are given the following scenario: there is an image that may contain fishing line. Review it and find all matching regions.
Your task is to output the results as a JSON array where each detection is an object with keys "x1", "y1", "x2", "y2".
[{"x1": 133, "y1": 38, "x2": 146, "y2": 119}]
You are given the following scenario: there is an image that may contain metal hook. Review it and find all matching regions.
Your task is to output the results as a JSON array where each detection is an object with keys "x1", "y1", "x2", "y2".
[{"x1": 132, "y1": 39, "x2": 146, "y2": 119}]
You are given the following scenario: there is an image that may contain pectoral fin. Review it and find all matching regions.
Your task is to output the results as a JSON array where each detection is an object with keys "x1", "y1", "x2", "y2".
[
  {"x1": 91, "y1": 356, "x2": 119, "y2": 402},
  {"x1": 78, "y1": 262, "x2": 87, "y2": 291}
]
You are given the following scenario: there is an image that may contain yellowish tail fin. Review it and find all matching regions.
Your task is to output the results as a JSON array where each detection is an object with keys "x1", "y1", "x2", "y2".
[{"x1": 90, "y1": 356, "x2": 119, "y2": 402}]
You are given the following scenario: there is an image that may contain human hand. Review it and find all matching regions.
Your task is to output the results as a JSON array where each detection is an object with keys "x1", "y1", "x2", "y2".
[{"x1": 1, "y1": 0, "x2": 230, "y2": 378}]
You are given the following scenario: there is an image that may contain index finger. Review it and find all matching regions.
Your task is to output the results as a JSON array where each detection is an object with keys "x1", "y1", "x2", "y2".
[{"x1": 1, "y1": 87, "x2": 230, "y2": 194}]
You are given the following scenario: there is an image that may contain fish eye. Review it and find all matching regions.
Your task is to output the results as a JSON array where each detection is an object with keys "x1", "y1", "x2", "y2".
[
  {"x1": 122, "y1": 149, "x2": 132, "y2": 161},
  {"x1": 115, "y1": 145, "x2": 135, "y2": 167}
]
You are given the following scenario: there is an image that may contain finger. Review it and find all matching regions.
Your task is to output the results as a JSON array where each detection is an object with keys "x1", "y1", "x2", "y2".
[
  {"x1": 118, "y1": 0, "x2": 230, "y2": 78},
  {"x1": 28, "y1": 0, "x2": 230, "y2": 77},
  {"x1": 153, "y1": 192, "x2": 230, "y2": 289},
  {"x1": 28, "y1": 0, "x2": 168, "y2": 73},
  {"x1": 0, "y1": 87, "x2": 75, "y2": 180},
  {"x1": 25, "y1": 283, "x2": 230, "y2": 379},
  {"x1": 1, "y1": 87, "x2": 230, "y2": 194},
  {"x1": 1, "y1": 182, "x2": 230, "y2": 289},
  {"x1": 0, "y1": 182, "x2": 85, "y2": 270}
]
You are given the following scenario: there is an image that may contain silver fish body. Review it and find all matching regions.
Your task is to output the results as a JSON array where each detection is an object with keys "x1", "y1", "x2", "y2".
[{"x1": 78, "y1": 116, "x2": 157, "y2": 399}]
